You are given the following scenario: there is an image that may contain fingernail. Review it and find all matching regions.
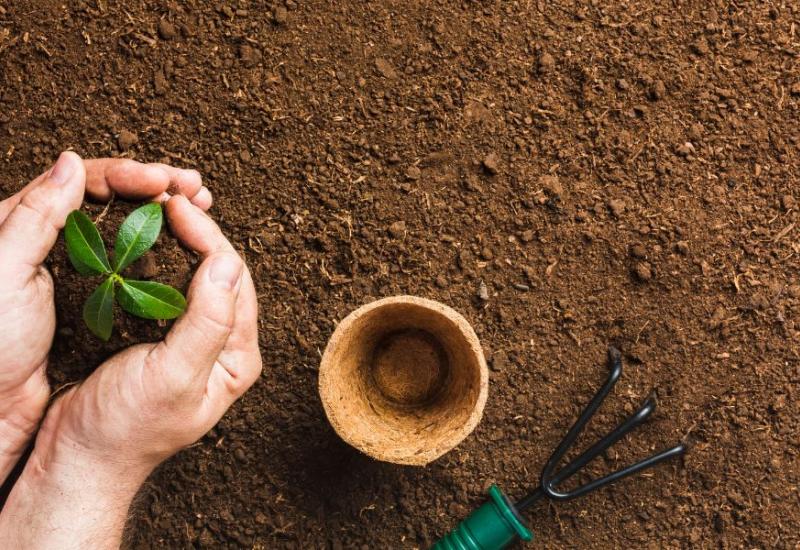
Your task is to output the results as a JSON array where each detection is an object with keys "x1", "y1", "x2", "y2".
[
  {"x1": 209, "y1": 254, "x2": 243, "y2": 290},
  {"x1": 49, "y1": 152, "x2": 77, "y2": 185}
]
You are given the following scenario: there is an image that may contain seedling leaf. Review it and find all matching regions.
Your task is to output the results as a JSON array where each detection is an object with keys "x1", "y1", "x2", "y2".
[
  {"x1": 113, "y1": 203, "x2": 162, "y2": 272},
  {"x1": 64, "y1": 211, "x2": 111, "y2": 276},
  {"x1": 83, "y1": 278, "x2": 115, "y2": 340},
  {"x1": 117, "y1": 279, "x2": 186, "y2": 320}
]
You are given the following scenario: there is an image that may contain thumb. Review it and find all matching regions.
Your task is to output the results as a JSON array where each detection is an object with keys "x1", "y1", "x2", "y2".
[
  {"x1": 0, "y1": 152, "x2": 86, "y2": 284},
  {"x1": 154, "y1": 252, "x2": 244, "y2": 390}
]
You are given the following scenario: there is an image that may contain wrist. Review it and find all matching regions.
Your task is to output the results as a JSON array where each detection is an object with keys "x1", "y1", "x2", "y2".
[{"x1": 0, "y1": 432, "x2": 152, "y2": 548}]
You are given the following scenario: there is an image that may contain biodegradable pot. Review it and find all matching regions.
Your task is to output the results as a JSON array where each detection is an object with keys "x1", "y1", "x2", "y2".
[{"x1": 319, "y1": 296, "x2": 488, "y2": 466}]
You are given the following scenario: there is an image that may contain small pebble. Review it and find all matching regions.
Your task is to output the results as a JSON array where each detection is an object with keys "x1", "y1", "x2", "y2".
[
  {"x1": 608, "y1": 199, "x2": 626, "y2": 217},
  {"x1": 273, "y1": 6, "x2": 288, "y2": 24},
  {"x1": 457, "y1": 249, "x2": 471, "y2": 270},
  {"x1": 482, "y1": 153, "x2": 499, "y2": 175},
  {"x1": 405, "y1": 165, "x2": 421, "y2": 180},
  {"x1": 688, "y1": 123, "x2": 704, "y2": 141},
  {"x1": 650, "y1": 79, "x2": 666, "y2": 100},
  {"x1": 538, "y1": 52, "x2": 555, "y2": 73},
  {"x1": 118, "y1": 129, "x2": 138, "y2": 151},
  {"x1": 477, "y1": 281, "x2": 489, "y2": 301},
  {"x1": 634, "y1": 262, "x2": 652, "y2": 281},
  {"x1": 388, "y1": 220, "x2": 406, "y2": 238},
  {"x1": 130, "y1": 254, "x2": 158, "y2": 279},
  {"x1": 692, "y1": 38, "x2": 710, "y2": 56},
  {"x1": 463, "y1": 175, "x2": 483, "y2": 193},
  {"x1": 490, "y1": 350, "x2": 508, "y2": 372},
  {"x1": 375, "y1": 58, "x2": 397, "y2": 79},
  {"x1": 522, "y1": 265, "x2": 536, "y2": 282},
  {"x1": 239, "y1": 44, "x2": 262, "y2": 67},
  {"x1": 630, "y1": 244, "x2": 647, "y2": 259},
  {"x1": 154, "y1": 69, "x2": 169, "y2": 95},
  {"x1": 540, "y1": 174, "x2": 563, "y2": 198},
  {"x1": 158, "y1": 19, "x2": 178, "y2": 40},
  {"x1": 676, "y1": 142, "x2": 695, "y2": 156}
]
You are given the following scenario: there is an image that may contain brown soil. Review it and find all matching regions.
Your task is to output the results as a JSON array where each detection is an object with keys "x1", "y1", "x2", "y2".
[
  {"x1": 1, "y1": 0, "x2": 799, "y2": 548},
  {"x1": 372, "y1": 329, "x2": 449, "y2": 406}
]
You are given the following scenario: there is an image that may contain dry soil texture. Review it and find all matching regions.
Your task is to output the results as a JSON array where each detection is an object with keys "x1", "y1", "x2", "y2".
[{"x1": 1, "y1": 0, "x2": 799, "y2": 548}]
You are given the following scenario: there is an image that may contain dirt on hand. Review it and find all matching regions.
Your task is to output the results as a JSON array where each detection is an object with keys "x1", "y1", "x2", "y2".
[{"x1": 1, "y1": 0, "x2": 799, "y2": 548}]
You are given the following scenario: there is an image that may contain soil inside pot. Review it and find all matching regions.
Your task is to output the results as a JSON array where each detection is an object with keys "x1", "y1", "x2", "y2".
[{"x1": 370, "y1": 329, "x2": 450, "y2": 408}]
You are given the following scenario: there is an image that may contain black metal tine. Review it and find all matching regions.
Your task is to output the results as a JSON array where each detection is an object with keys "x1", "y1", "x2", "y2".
[
  {"x1": 537, "y1": 347, "x2": 623, "y2": 493},
  {"x1": 545, "y1": 443, "x2": 686, "y2": 501},
  {"x1": 515, "y1": 347, "x2": 687, "y2": 512},
  {"x1": 515, "y1": 348, "x2": 622, "y2": 512},
  {"x1": 544, "y1": 397, "x2": 656, "y2": 492}
]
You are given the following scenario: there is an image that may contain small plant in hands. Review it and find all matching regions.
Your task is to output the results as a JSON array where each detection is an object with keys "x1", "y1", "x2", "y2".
[{"x1": 64, "y1": 203, "x2": 187, "y2": 340}]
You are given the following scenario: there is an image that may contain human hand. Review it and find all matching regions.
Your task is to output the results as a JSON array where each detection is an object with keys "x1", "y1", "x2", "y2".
[
  {"x1": 0, "y1": 195, "x2": 261, "y2": 548},
  {"x1": 0, "y1": 152, "x2": 212, "y2": 483}
]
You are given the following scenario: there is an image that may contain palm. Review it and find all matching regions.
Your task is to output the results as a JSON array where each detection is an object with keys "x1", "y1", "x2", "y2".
[
  {"x1": 34, "y1": 195, "x2": 260, "y2": 473},
  {"x1": 37, "y1": 344, "x2": 212, "y2": 466},
  {"x1": 40, "y1": 346, "x2": 253, "y2": 467},
  {"x1": 0, "y1": 269, "x2": 53, "y2": 435},
  {"x1": 0, "y1": 194, "x2": 258, "y2": 550},
  {"x1": 0, "y1": 154, "x2": 210, "y2": 482}
]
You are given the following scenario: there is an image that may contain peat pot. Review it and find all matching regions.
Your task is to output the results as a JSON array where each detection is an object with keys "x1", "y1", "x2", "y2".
[{"x1": 319, "y1": 296, "x2": 488, "y2": 466}]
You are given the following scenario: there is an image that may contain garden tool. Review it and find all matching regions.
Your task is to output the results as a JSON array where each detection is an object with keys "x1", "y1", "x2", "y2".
[{"x1": 432, "y1": 347, "x2": 686, "y2": 550}]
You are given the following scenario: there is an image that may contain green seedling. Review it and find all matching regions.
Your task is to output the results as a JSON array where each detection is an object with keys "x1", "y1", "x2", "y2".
[{"x1": 64, "y1": 203, "x2": 187, "y2": 340}]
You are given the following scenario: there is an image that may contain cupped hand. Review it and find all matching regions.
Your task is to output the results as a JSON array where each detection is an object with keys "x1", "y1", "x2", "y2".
[
  {"x1": 0, "y1": 152, "x2": 211, "y2": 483},
  {"x1": 0, "y1": 195, "x2": 261, "y2": 547},
  {"x1": 32, "y1": 193, "x2": 261, "y2": 478}
]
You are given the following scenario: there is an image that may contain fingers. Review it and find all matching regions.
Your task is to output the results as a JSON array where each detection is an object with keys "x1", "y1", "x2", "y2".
[
  {"x1": 191, "y1": 186, "x2": 213, "y2": 210},
  {"x1": 205, "y1": 265, "x2": 262, "y2": 406},
  {"x1": 2, "y1": 157, "x2": 211, "y2": 229},
  {"x1": 226, "y1": 267, "x2": 260, "y2": 361},
  {"x1": 152, "y1": 252, "x2": 244, "y2": 390},
  {"x1": 166, "y1": 193, "x2": 258, "y2": 356},
  {"x1": 164, "y1": 194, "x2": 262, "y2": 402},
  {"x1": 165, "y1": 194, "x2": 233, "y2": 256},
  {"x1": 0, "y1": 152, "x2": 85, "y2": 283},
  {"x1": 84, "y1": 159, "x2": 210, "y2": 210}
]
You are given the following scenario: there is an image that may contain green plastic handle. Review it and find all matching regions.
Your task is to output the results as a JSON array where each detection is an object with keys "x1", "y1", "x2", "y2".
[{"x1": 431, "y1": 485, "x2": 533, "y2": 550}]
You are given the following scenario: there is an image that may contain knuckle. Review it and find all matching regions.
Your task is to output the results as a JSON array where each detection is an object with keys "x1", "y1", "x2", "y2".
[
  {"x1": 223, "y1": 374, "x2": 246, "y2": 396},
  {"x1": 225, "y1": 358, "x2": 263, "y2": 397}
]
